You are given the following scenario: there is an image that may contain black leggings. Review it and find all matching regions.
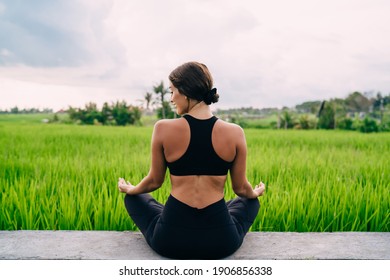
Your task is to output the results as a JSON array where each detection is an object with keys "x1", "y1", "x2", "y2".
[{"x1": 124, "y1": 193, "x2": 260, "y2": 259}]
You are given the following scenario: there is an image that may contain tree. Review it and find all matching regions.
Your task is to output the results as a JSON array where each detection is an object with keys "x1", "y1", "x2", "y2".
[
  {"x1": 100, "y1": 102, "x2": 112, "y2": 125},
  {"x1": 371, "y1": 92, "x2": 390, "y2": 121},
  {"x1": 112, "y1": 101, "x2": 132, "y2": 126},
  {"x1": 83, "y1": 102, "x2": 100, "y2": 125},
  {"x1": 295, "y1": 101, "x2": 322, "y2": 114},
  {"x1": 10, "y1": 106, "x2": 19, "y2": 114},
  {"x1": 318, "y1": 101, "x2": 336, "y2": 129},
  {"x1": 68, "y1": 107, "x2": 81, "y2": 122},
  {"x1": 345, "y1": 91, "x2": 372, "y2": 113},
  {"x1": 144, "y1": 92, "x2": 154, "y2": 111},
  {"x1": 279, "y1": 110, "x2": 295, "y2": 129},
  {"x1": 157, "y1": 101, "x2": 175, "y2": 119},
  {"x1": 153, "y1": 81, "x2": 169, "y2": 119}
]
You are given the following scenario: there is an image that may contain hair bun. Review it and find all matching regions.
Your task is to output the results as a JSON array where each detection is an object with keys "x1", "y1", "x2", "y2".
[{"x1": 204, "y1": 88, "x2": 219, "y2": 105}]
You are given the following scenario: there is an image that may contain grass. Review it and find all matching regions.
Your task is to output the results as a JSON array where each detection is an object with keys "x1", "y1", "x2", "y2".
[{"x1": 0, "y1": 114, "x2": 389, "y2": 231}]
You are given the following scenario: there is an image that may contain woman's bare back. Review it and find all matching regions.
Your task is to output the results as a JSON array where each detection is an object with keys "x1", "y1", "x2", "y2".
[{"x1": 160, "y1": 116, "x2": 240, "y2": 208}]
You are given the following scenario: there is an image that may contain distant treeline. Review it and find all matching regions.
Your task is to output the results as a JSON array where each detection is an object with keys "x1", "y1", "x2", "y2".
[
  {"x1": 67, "y1": 101, "x2": 142, "y2": 126},
  {"x1": 216, "y1": 91, "x2": 389, "y2": 117},
  {"x1": 216, "y1": 91, "x2": 390, "y2": 133},
  {"x1": 2, "y1": 90, "x2": 390, "y2": 132},
  {"x1": 0, "y1": 107, "x2": 53, "y2": 114}
]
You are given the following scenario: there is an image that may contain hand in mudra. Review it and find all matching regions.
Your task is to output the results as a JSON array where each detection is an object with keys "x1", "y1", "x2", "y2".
[
  {"x1": 118, "y1": 177, "x2": 134, "y2": 194},
  {"x1": 254, "y1": 182, "x2": 266, "y2": 197}
]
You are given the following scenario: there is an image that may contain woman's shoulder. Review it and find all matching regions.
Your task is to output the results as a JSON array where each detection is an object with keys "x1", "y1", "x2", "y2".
[
  {"x1": 215, "y1": 118, "x2": 244, "y2": 134},
  {"x1": 153, "y1": 118, "x2": 188, "y2": 146},
  {"x1": 153, "y1": 118, "x2": 187, "y2": 133},
  {"x1": 154, "y1": 117, "x2": 185, "y2": 127},
  {"x1": 214, "y1": 118, "x2": 245, "y2": 144}
]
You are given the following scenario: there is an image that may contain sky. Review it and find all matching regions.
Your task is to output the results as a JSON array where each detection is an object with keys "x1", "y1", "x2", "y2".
[{"x1": 1, "y1": 0, "x2": 390, "y2": 111}]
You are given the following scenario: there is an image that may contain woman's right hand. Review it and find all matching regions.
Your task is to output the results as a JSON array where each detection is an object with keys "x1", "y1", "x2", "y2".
[
  {"x1": 118, "y1": 177, "x2": 134, "y2": 194},
  {"x1": 253, "y1": 182, "x2": 266, "y2": 197}
]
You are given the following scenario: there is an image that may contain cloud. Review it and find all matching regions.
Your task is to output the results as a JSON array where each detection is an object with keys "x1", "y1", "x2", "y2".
[
  {"x1": 1, "y1": 0, "x2": 390, "y2": 111},
  {"x1": 0, "y1": 0, "x2": 123, "y2": 68},
  {"x1": 0, "y1": 48, "x2": 12, "y2": 56},
  {"x1": 1, "y1": 1, "x2": 90, "y2": 66}
]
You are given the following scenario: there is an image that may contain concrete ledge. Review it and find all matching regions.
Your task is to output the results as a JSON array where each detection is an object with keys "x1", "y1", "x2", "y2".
[{"x1": 0, "y1": 231, "x2": 389, "y2": 260}]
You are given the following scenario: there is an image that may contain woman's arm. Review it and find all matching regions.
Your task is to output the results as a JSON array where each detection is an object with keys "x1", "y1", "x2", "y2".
[
  {"x1": 229, "y1": 126, "x2": 265, "y2": 198},
  {"x1": 118, "y1": 121, "x2": 167, "y2": 195}
]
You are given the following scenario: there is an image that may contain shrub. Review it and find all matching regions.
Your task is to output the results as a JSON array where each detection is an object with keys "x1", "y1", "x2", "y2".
[
  {"x1": 337, "y1": 117, "x2": 354, "y2": 130},
  {"x1": 358, "y1": 117, "x2": 379, "y2": 133},
  {"x1": 68, "y1": 101, "x2": 141, "y2": 126},
  {"x1": 280, "y1": 110, "x2": 296, "y2": 129},
  {"x1": 297, "y1": 114, "x2": 317, "y2": 129},
  {"x1": 379, "y1": 121, "x2": 390, "y2": 132}
]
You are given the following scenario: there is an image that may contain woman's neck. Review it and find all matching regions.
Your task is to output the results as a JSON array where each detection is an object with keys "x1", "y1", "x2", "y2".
[{"x1": 186, "y1": 101, "x2": 212, "y2": 119}]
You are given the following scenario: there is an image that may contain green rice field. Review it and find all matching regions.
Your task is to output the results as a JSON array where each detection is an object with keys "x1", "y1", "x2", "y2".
[{"x1": 1, "y1": 114, "x2": 389, "y2": 231}]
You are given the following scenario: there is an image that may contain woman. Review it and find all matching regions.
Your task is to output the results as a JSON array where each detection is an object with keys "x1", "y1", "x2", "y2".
[{"x1": 118, "y1": 61, "x2": 265, "y2": 259}]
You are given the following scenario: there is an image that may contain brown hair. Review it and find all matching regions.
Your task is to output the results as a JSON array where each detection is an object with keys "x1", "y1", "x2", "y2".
[{"x1": 169, "y1": 62, "x2": 219, "y2": 105}]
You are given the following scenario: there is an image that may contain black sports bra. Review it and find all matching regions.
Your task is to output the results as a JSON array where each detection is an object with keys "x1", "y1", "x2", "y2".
[{"x1": 166, "y1": 115, "x2": 233, "y2": 176}]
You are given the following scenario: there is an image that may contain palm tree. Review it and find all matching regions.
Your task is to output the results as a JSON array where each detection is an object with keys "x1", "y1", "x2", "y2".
[
  {"x1": 281, "y1": 110, "x2": 294, "y2": 129},
  {"x1": 144, "y1": 92, "x2": 153, "y2": 111},
  {"x1": 153, "y1": 81, "x2": 169, "y2": 119}
]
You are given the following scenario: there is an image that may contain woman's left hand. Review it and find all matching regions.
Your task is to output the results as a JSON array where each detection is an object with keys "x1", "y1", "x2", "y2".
[
  {"x1": 253, "y1": 182, "x2": 266, "y2": 197},
  {"x1": 118, "y1": 177, "x2": 134, "y2": 194}
]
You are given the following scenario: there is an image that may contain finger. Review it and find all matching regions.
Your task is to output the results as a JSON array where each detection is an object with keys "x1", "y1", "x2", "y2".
[{"x1": 257, "y1": 187, "x2": 265, "y2": 196}]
